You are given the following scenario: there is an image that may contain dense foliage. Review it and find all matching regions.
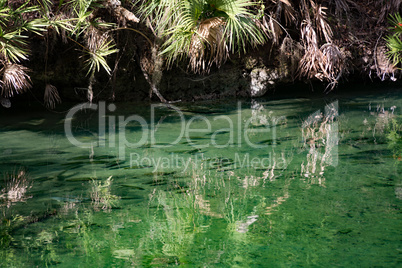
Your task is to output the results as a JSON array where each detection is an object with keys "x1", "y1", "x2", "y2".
[{"x1": 0, "y1": 0, "x2": 400, "y2": 107}]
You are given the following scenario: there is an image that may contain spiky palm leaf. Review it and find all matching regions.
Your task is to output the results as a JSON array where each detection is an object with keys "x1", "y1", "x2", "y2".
[
  {"x1": 0, "y1": 1, "x2": 10, "y2": 27},
  {"x1": 0, "y1": 29, "x2": 30, "y2": 63},
  {"x1": 386, "y1": 13, "x2": 402, "y2": 65},
  {"x1": 83, "y1": 38, "x2": 119, "y2": 75},
  {"x1": 0, "y1": 63, "x2": 31, "y2": 98},
  {"x1": 386, "y1": 35, "x2": 402, "y2": 65},
  {"x1": 312, "y1": 3, "x2": 332, "y2": 43}
]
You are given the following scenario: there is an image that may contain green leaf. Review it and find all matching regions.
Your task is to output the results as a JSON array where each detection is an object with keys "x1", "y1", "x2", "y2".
[
  {"x1": 83, "y1": 40, "x2": 119, "y2": 75},
  {"x1": 386, "y1": 13, "x2": 402, "y2": 65}
]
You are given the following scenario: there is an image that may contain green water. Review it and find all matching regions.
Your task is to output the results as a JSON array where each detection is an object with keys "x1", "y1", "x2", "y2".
[{"x1": 0, "y1": 90, "x2": 401, "y2": 267}]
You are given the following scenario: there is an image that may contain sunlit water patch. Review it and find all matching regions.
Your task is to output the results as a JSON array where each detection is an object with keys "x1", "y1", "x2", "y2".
[{"x1": 0, "y1": 90, "x2": 401, "y2": 267}]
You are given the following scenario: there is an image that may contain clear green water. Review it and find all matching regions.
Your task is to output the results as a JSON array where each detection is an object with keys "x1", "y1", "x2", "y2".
[{"x1": 0, "y1": 90, "x2": 401, "y2": 267}]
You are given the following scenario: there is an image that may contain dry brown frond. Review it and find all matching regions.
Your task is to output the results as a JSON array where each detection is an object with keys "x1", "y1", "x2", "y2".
[
  {"x1": 311, "y1": 2, "x2": 333, "y2": 43},
  {"x1": 300, "y1": 0, "x2": 311, "y2": 19},
  {"x1": 376, "y1": 0, "x2": 402, "y2": 24},
  {"x1": 299, "y1": 47, "x2": 322, "y2": 80},
  {"x1": 375, "y1": 45, "x2": 397, "y2": 81},
  {"x1": 299, "y1": 21, "x2": 322, "y2": 78},
  {"x1": 189, "y1": 17, "x2": 227, "y2": 73},
  {"x1": 266, "y1": 0, "x2": 297, "y2": 25},
  {"x1": 1, "y1": 64, "x2": 31, "y2": 98},
  {"x1": 329, "y1": 0, "x2": 349, "y2": 20},
  {"x1": 277, "y1": 0, "x2": 296, "y2": 25},
  {"x1": 263, "y1": 15, "x2": 283, "y2": 45},
  {"x1": 85, "y1": 26, "x2": 108, "y2": 52},
  {"x1": 262, "y1": 0, "x2": 296, "y2": 45},
  {"x1": 279, "y1": 36, "x2": 303, "y2": 79},
  {"x1": 299, "y1": 18, "x2": 346, "y2": 90},
  {"x1": 301, "y1": 19, "x2": 318, "y2": 47},
  {"x1": 44, "y1": 84, "x2": 61, "y2": 109},
  {"x1": 300, "y1": 19, "x2": 321, "y2": 79},
  {"x1": 320, "y1": 43, "x2": 346, "y2": 90}
]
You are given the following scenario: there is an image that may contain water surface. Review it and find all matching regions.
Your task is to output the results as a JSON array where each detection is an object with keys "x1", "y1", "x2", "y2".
[{"x1": 0, "y1": 89, "x2": 401, "y2": 267}]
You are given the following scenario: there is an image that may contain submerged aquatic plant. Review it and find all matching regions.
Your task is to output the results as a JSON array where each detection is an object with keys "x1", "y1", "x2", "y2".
[
  {"x1": 386, "y1": 117, "x2": 402, "y2": 159},
  {"x1": 90, "y1": 176, "x2": 119, "y2": 211}
]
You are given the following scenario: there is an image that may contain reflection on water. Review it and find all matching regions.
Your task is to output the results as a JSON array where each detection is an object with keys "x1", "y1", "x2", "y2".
[
  {"x1": 300, "y1": 101, "x2": 339, "y2": 186},
  {"x1": 0, "y1": 169, "x2": 32, "y2": 208},
  {"x1": 0, "y1": 90, "x2": 401, "y2": 267}
]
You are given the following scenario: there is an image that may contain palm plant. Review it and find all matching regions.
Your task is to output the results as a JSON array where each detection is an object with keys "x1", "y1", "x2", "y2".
[
  {"x1": 0, "y1": 0, "x2": 47, "y2": 101},
  {"x1": 141, "y1": 0, "x2": 268, "y2": 73},
  {"x1": 0, "y1": 0, "x2": 123, "y2": 106},
  {"x1": 60, "y1": 0, "x2": 118, "y2": 103},
  {"x1": 298, "y1": 0, "x2": 346, "y2": 91},
  {"x1": 386, "y1": 13, "x2": 402, "y2": 65}
]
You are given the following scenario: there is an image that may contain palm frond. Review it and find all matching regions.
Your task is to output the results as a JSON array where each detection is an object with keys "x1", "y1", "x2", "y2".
[
  {"x1": 272, "y1": 0, "x2": 296, "y2": 26},
  {"x1": 0, "y1": 63, "x2": 31, "y2": 98},
  {"x1": 311, "y1": 2, "x2": 332, "y2": 43},
  {"x1": 221, "y1": 0, "x2": 267, "y2": 53},
  {"x1": 144, "y1": 0, "x2": 267, "y2": 73},
  {"x1": 262, "y1": 15, "x2": 283, "y2": 45},
  {"x1": 388, "y1": 13, "x2": 402, "y2": 37},
  {"x1": 0, "y1": 29, "x2": 29, "y2": 62},
  {"x1": 386, "y1": 35, "x2": 402, "y2": 64},
  {"x1": 0, "y1": 2, "x2": 11, "y2": 27},
  {"x1": 44, "y1": 84, "x2": 61, "y2": 109},
  {"x1": 83, "y1": 38, "x2": 119, "y2": 75},
  {"x1": 376, "y1": 45, "x2": 397, "y2": 81},
  {"x1": 189, "y1": 17, "x2": 227, "y2": 73},
  {"x1": 385, "y1": 13, "x2": 402, "y2": 67},
  {"x1": 320, "y1": 43, "x2": 346, "y2": 90}
]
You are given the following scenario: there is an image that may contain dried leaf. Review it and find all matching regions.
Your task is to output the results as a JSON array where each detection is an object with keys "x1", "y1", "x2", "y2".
[{"x1": 1, "y1": 64, "x2": 31, "y2": 98}]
